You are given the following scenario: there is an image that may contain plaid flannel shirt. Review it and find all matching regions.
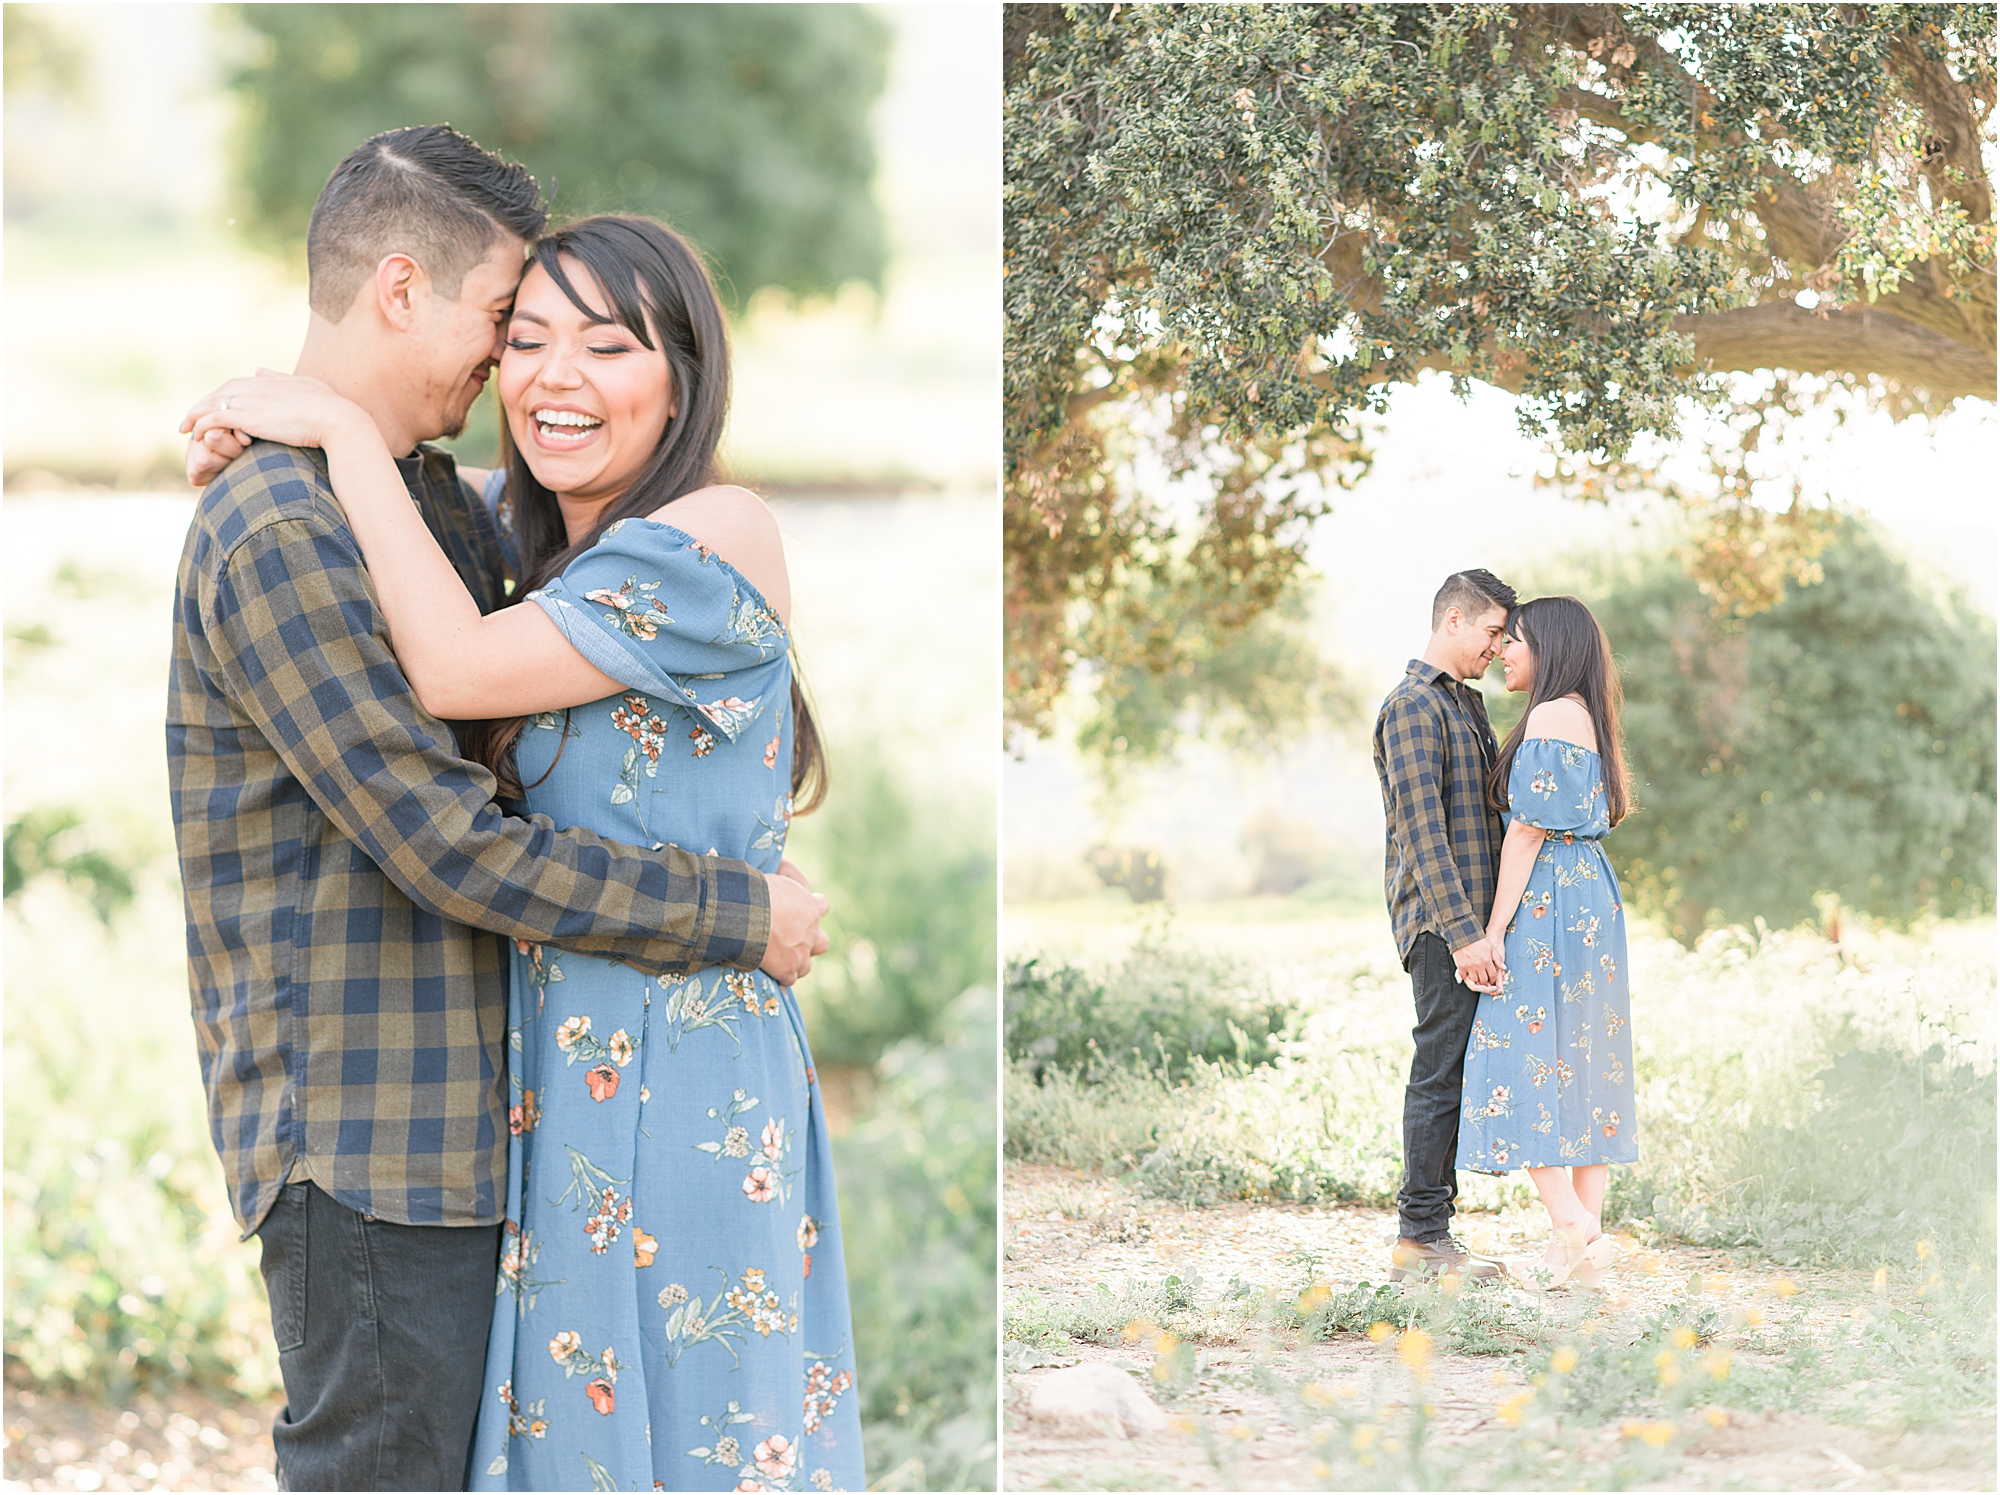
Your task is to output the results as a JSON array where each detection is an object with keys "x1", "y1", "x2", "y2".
[
  {"x1": 168, "y1": 441, "x2": 771, "y2": 1237},
  {"x1": 1372, "y1": 658, "x2": 1505, "y2": 964}
]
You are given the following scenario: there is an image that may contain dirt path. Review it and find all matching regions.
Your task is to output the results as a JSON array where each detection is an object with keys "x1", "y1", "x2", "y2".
[
  {"x1": 1002, "y1": 1164, "x2": 1994, "y2": 1492},
  {"x1": 2, "y1": 1374, "x2": 280, "y2": 1493}
]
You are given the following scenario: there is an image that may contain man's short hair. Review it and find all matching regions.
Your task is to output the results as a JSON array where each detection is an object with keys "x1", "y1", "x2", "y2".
[
  {"x1": 1431, "y1": 568, "x2": 1518, "y2": 629},
  {"x1": 307, "y1": 125, "x2": 546, "y2": 321}
]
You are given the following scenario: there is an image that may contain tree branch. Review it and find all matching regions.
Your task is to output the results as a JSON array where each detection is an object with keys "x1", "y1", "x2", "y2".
[{"x1": 1675, "y1": 302, "x2": 1995, "y2": 401}]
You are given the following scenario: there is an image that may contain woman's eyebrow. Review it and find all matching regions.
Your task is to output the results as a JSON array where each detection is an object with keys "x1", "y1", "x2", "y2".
[{"x1": 508, "y1": 310, "x2": 550, "y2": 326}]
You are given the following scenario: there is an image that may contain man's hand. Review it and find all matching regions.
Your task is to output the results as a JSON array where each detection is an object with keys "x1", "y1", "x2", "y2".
[
  {"x1": 187, "y1": 424, "x2": 248, "y2": 488},
  {"x1": 1452, "y1": 937, "x2": 1499, "y2": 993},
  {"x1": 760, "y1": 867, "x2": 830, "y2": 986}
]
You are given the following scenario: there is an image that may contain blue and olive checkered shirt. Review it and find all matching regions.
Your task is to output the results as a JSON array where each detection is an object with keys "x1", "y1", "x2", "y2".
[
  {"x1": 1372, "y1": 658, "x2": 1505, "y2": 964},
  {"x1": 168, "y1": 442, "x2": 771, "y2": 1237}
]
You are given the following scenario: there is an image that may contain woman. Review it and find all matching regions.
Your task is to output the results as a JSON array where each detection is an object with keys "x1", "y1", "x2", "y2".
[
  {"x1": 190, "y1": 216, "x2": 864, "y2": 1492},
  {"x1": 1455, "y1": 595, "x2": 1638, "y2": 1289}
]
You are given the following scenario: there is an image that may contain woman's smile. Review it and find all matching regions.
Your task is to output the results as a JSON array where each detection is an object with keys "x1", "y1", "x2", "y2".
[
  {"x1": 526, "y1": 403, "x2": 606, "y2": 449},
  {"x1": 499, "y1": 258, "x2": 675, "y2": 511}
]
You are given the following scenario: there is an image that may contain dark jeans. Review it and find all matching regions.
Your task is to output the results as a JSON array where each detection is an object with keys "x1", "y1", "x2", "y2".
[
  {"x1": 1397, "y1": 932, "x2": 1480, "y2": 1243},
  {"x1": 255, "y1": 1180, "x2": 502, "y2": 1491}
]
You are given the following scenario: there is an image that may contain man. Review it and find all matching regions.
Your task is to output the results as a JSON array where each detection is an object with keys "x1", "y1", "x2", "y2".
[
  {"x1": 168, "y1": 126, "x2": 828, "y2": 1490},
  {"x1": 1370, "y1": 568, "x2": 1518, "y2": 1282}
]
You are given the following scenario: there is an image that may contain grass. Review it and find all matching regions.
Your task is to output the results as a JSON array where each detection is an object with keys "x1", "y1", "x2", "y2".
[
  {"x1": 1006, "y1": 916, "x2": 1997, "y2": 1265},
  {"x1": 1005, "y1": 907, "x2": 1996, "y2": 1485}
]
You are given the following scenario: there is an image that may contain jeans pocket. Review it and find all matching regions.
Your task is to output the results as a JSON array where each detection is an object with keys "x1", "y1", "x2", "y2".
[{"x1": 257, "y1": 1181, "x2": 309, "y2": 1353}]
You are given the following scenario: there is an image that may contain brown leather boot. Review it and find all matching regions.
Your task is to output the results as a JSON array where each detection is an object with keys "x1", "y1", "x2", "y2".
[{"x1": 1389, "y1": 1234, "x2": 1503, "y2": 1282}]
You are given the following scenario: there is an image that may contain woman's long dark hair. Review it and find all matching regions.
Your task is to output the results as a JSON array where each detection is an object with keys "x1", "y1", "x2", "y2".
[
  {"x1": 1485, "y1": 595, "x2": 1628, "y2": 825},
  {"x1": 462, "y1": 215, "x2": 827, "y2": 812}
]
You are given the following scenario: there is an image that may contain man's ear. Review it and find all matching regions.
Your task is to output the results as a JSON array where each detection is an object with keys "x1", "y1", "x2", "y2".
[{"x1": 374, "y1": 253, "x2": 427, "y2": 332}]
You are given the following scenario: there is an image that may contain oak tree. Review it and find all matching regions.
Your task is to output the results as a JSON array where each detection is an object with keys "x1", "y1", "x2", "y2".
[{"x1": 1005, "y1": 4, "x2": 1995, "y2": 745}]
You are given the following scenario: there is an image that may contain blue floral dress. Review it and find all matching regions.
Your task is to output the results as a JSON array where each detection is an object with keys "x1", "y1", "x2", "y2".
[
  {"x1": 467, "y1": 518, "x2": 864, "y2": 1493},
  {"x1": 1457, "y1": 738, "x2": 1639, "y2": 1174}
]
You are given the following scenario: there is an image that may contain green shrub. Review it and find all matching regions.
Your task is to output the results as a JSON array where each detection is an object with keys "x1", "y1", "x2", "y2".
[
  {"x1": 3, "y1": 884, "x2": 279, "y2": 1402},
  {"x1": 1005, "y1": 939, "x2": 1294, "y2": 1081},
  {"x1": 834, "y1": 986, "x2": 997, "y2": 1492},
  {"x1": 789, "y1": 757, "x2": 996, "y2": 1068}
]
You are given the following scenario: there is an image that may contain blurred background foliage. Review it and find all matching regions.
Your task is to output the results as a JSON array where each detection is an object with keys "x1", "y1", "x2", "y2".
[
  {"x1": 4, "y1": 6, "x2": 996, "y2": 1490},
  {"x1": 1478, "y1": 513, "x2": 1996, "y2": 943},
  {"x1": 225, "y1": 4, "x2": 890, "y2": 303},
  {"x1": 1578, "y1": 518, "x2": 1994, "y2": 940}
]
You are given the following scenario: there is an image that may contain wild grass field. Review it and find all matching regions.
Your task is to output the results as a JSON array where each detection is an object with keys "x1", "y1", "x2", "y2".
[
  {"x1": 2, "y1": 491, "x2": 997, "y2": 1493},
  {"x1": 1002, "y1": 899, "x2": 1996, "y2": 1490}
]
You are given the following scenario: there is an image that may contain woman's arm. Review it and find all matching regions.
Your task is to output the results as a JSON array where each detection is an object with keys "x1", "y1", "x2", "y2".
[
  {"x1": 187, "y1": 376, "x2": 620, "y2": 719},
  {"x1": 1486, "y1": 818, "x2": 1548, "y2": 948}
]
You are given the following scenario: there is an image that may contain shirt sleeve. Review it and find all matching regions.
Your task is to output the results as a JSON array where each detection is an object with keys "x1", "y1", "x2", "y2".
[
  {"x1": 1377, "y1": 692, "x2": 1486, "y2": 951},
  {"x1": 200, "y1": 510, "x2": 770, "y2": 975},
  {"x1": 525, "y1": 517, "x2": 788, "y2": 743}
]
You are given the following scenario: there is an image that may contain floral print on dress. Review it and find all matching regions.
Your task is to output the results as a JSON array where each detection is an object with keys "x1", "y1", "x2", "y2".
[
  {"x1": 469, "y1": 515, "x2": 862, "y2": 1492},
  {"x1": 1458, "y1": 738, "x2": 1638, "y2": 1175},
  {"x1": 584, "y1": 574, "x2": 674, "y2": 640}
]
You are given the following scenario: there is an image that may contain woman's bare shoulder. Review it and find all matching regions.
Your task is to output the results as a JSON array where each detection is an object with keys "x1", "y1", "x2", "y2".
[
  {"x1": 1524, "y1": 695, "x2": 1596, "y2": 751},
  {"x1": 648, "y1": 484, "x2": 789, "y2": 617}
]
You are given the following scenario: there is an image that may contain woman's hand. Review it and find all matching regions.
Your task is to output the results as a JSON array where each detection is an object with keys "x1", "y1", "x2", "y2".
[{"x1": 182, "y1": 370, "x2": 376, "y2": 464}]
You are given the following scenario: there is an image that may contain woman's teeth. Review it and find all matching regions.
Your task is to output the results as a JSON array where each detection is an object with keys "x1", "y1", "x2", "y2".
[{"x1": 534, "y1": 410, "x2": 602, "y2": 443}]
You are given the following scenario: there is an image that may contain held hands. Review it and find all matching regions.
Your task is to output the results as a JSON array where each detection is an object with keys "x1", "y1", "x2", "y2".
[
  {"x1": 1452, "y1": 934, "x2": 1508, "y2": 995},
  {"x1": 759, "y1": 861, "x2": 830, "y2": 987},
  {"x1": 181, "y1": 370, "x2": 373, "y2": 487}
]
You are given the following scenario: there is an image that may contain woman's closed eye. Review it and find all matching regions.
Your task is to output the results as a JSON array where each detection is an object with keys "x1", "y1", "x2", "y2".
[{"x1": 505, "y1": 335, "x2": 546, "y2": 352}]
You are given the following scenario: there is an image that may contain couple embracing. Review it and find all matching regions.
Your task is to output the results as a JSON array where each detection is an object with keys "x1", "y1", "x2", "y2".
[
  {"x1": 169, "y1": 126, "x2": 862, "y2": 1491},
  {"x1": 1373, "y1": 569, "x2": 1639, "y2": 1291}
]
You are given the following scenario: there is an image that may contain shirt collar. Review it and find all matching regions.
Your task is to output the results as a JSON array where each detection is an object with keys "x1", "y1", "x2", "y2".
[{"x1": 1406, "y1": 656, "x2": 1488, "y2": 704}]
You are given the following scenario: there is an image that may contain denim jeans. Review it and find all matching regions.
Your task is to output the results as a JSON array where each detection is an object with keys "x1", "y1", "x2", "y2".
[
  {"x1": 1397, "y1": 932, "x2": 1480, "y2": 1243},
  {"x1": 255, "y1": 1180, "x2": 502, "y2": 1491}
]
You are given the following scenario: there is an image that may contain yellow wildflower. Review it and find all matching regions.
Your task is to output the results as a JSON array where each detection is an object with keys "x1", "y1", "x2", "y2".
[
  {"x1": 1496, "y1": 1390, "x2": 1535, "y2": 1426},
  {"x1": 1227, "y1": 1424, "x2": 1254, "y2": 1442},
  {"x1": 1654, "y1": 1349, "x2": 1681, "y2": 1387},
  {"x1": 1872, "y1": 1267, "x2": 1888, "y2": 1293},
  {"x1": 1550, "y1": 1346, "x2": 1578, "y2": 1375},
  {"x1": 1149, "y1": 1330, "x2": 1179, "y2": 1357},
  {"x1": 1916, "y1": 1239, "x2": 1935, "y2": 1260},
  {"x1": 1621, "y1": 1419, "x2": 1676, "y2": 1449},
  {"x1": 1703, "y1": 1349, "x2": 1732, "y2": 1380},
  {"x1": 1297, "y1": 1281, "x2": 1332, "y2": 1315},
  {"x1": 1704, "y1": 1407, "x2": 1729, "y2": 1428},
  {"x1": 1772, "y1": 1277, "x2": 1799, "y2": 1298},
  {"x1": 1367, "y1": 1321, "x2": 1394, "y2": 1343},
  {"x1": 1670, "y1": 1326, "x2": 1698, "y2": 1350},
  {"x1": 1351, "y1": 1425, "x2": 1377, "y2": 1452},
  {"x1": 1397, "y1": 1328, "x2": 1433, "y2": 1376},
  {"x1": 1121, "y1": 1318, "x2": 1156, "y2": 1344}
]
